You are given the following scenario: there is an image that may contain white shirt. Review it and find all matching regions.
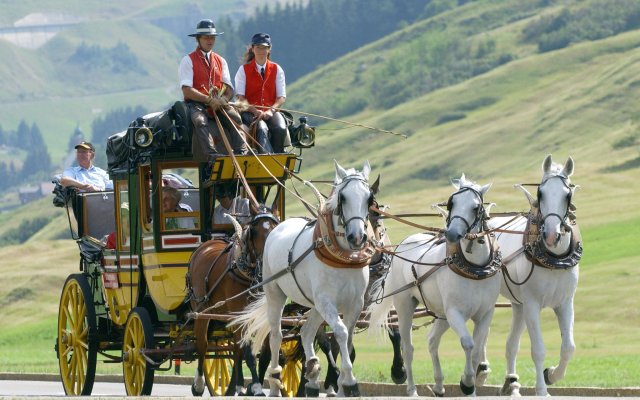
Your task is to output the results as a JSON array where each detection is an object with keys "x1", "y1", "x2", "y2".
[
  {"x1": 234, "y1": 61, "x2": 286, "y2": 98},
  {"x1": 179, "y1": 50, "x2": 233, "y2": 89},
  {"x1": 213, "y1": 197, "x2": 251, "y2": 225},
  {"x1": 62, "y1": 165, "x2": 113, "y2": 191}
]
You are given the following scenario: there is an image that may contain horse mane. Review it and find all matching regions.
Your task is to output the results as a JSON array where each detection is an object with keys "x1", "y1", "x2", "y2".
[
  {"x1": 454, "y1": 173, "x2": 482, "y2": 192},
  {"x1": 542, "y1": 162, "x2": 568, "y2": 182},
  {"x1": 325, "y1": 168, "x2": 364, "y2": 212}
]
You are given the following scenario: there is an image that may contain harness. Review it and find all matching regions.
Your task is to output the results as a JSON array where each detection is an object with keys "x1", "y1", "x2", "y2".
[
  {"x1": 523, "y1": 205, "x2": 582, "y2": 270},
  {"x1": 446, "y1": 233, "x2": 502, "y2": 280}
]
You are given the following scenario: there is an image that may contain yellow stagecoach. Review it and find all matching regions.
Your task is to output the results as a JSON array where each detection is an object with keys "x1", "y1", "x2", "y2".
[{"x1": 54, "y1": 101, "x2": 313, "y2": 396}]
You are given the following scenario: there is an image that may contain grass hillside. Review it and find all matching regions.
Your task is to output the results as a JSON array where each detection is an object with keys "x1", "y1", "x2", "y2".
[{"x1": 1, "y1": 0, "x2": 639, "y2": 388}]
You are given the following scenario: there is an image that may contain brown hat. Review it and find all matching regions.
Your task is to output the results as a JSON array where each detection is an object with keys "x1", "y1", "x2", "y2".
[{"x1": 75, "y1": 141, "x2": 95, "y2": 151}]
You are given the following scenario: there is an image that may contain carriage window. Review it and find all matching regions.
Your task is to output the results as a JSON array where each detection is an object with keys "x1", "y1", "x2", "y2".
[
  {"x1": 116, "y1": 182, "x2": 131, "y2": 250},
  {"x1": 160, "y1": 164, "x2": 200, "y2": 232}
]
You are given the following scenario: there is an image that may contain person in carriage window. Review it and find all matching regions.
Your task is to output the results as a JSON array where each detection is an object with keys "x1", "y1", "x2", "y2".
[
  {"x1": 59, "y1": 141, "x2": 113, "y2": 192},
  {"x1": 178, "y1": 19, "x2": 248, "y2": 166},
  {"x1": 163, "y1": 187, "x2": 196, "y2": 230},
  {"x1": 234, "y1": 33, "x2": 290, "y2": 154},
  {"x1": 212, "y1": 181, "x2": 251, "y2": 226}
]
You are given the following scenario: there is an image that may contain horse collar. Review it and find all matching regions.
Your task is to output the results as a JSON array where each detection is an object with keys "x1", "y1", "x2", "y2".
[
  {"x1": 313, "y1": 210, "x2": 375, "y2": 269},
  {"x1": 524, "y1": 207, "x2": 582, "y2": 269},
  {"x1": 446, "y1": 234, "x2": 502, "y2": 280}
]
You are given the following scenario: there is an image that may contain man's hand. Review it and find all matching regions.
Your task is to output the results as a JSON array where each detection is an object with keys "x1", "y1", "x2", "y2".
[{"x1": 207, "y1": 96, "x2": 227, "y2": 111}]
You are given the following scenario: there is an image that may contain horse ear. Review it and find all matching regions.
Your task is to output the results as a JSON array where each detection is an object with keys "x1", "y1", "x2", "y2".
[
  {"x1": 270, "y1": 188, "x2": 281, "y2": 218},
  {"x1": 542, "y1": 154, "x2": 553, "y2": 174},
  {"x1": 249, "y1": 201, "x2": 259, "y2": 217},
  {"x1": 480, "y1": 182, "x2": 492, "y2": 196},
  {"x1": 362, "y1": 160, "x2": 371, "y2": 181},
  {"x1": 451, "y1": 178, "x2": 461, "y2": 190},
  {"x1": 563, "y1": 156, "x2": 574, "y2": 177},
  {"x1": 371, "y1": 174, "x2": 381, "y2": 195},
  {"x1": 334, "y1": 160, "x2": 347, "y2": 181}
]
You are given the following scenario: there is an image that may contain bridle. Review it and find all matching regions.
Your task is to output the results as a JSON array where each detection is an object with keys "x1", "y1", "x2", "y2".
[
  {"x1": 238, "y1": 212, "x2": 279, "y2": 273},
  {"x1": 445, "y1": 186, "x2": 486, "y2": 234},
  {"x1": 333, "y1": 175, "x2": 373, "y2": 230},
  {"x1": 536, "y1": 175, "x2": 573, "y2": 234}
]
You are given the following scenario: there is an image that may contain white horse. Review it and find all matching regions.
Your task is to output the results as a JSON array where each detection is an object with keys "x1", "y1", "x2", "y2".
[
  {"x1": 230, "y1": 161, "x2": 375, "y2": 397},
  {"x1": 484, "y1": 155, "x2": 580, "y2": 396},
  {"x1": 369, "y1": 175, "x2": 502, "y2": 397}
]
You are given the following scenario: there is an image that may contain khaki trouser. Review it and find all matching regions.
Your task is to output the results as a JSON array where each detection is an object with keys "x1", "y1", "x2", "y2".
[{"x1": 188, "y1": 102, "x2": 247, "y2": 163}]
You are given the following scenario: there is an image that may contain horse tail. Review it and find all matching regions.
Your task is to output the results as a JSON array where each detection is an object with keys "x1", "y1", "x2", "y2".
[
  {"x1": 366, "y1": 289, "x2": 394, "y2": 341},
  {"x1": 228, "y1": 293, "x2": 271, "y2": 356}
]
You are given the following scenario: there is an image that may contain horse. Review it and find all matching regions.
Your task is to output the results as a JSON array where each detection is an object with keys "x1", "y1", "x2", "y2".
[
  {"x1": 188, "y1": 205, "x2": 279, "y2": 396},
  {"x1": 369, "y1": 174, "x2": 502, "y2": 397},
  {"x1": 290, "y1": 176, "x2": 406, "y2": 397},
  {"x1": 484, "y1": 155, "x2": 581, "y2": 396},
  {"x1": 230, "y1": 160, "x2": 375, "y2": 397}
]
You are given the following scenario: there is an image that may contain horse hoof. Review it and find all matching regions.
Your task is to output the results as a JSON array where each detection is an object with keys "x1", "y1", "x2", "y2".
[
  {"x1": 325, "y1": 385, "x2": 337, "y2": 397},
  {"x1": 544, "y1": 367, "x2": 554, "y2": 385},
  {"x1": 305, "y1": 386, "x2": 320, "y2": 397},
  {"x1": 476, "y1": 362, "x2": 491, "y2": 387},
  {"x1": 500, "y1": 374, "x2": 520, "y2": 396},
  {"x1": 191, "y1": 383, "x2": 204, "y2": 397},
  {"x1": 459, "y1": 379, "x2": 475, "y2": 396},
  {"x1": 342, "y1": 383, "x2": 360, "y2": 397},
  {"x1": 305, "y1": 357, "x2": 321, "y2": 381},
  {"x1": 391, "y1": 365, "x2": 407, "y2": 384}
]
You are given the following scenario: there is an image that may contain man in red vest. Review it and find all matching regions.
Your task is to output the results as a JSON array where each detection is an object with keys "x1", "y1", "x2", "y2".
[
  {"x1": 234, "y1": 33, "x2": 289, "y2": 154},
  {"x1": 179, "y1": 19, "x2": 247, "y2": 164}
]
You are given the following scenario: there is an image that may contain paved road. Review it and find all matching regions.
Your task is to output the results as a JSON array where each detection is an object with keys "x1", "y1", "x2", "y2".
[{"x1": 0, "y1": 379, "x2": 193, "y2": 397}]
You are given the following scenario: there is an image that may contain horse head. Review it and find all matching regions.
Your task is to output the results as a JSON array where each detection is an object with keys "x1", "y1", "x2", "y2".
[
  {"x1": 444, "y1": 173, "x2": 491, "y2": 244},
  {"x1": 226, "y1": 204, "x2": 279, "y2": 271},
  {"x1": 327, "y1": 160, "x2": 373, "y2": 250},
  {"x1": 538, "y1": 155, "x2": 575, "y2": 249}
]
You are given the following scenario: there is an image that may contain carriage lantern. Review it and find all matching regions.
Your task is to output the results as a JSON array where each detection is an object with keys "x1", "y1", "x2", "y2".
[{"x1": 291, "y1": 116, "x2": 315, "y2": 148}]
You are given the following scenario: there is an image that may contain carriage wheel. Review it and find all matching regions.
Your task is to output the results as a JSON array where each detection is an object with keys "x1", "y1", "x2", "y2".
[
  {"x1": 123, "y1": 307, "x2": 155, "y2": 396},
  {"x1": 280, "y1": 339, "x2": 303, "y2": 397},
  {"x1": 204, "y1": 338, "x2": 234, "y2": 395},
  {"x1": 57, "y1": 274, "x2": 98, "y2": 396}
]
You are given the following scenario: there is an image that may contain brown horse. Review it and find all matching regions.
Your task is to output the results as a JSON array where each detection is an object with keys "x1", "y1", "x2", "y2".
[{"x1": 188, "y1": 206, "x2": 279, "y2": 396}]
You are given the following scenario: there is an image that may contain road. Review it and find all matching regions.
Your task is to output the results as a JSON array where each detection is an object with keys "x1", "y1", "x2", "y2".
[{"x1": 0, "y1": 379, "x2": 192, "y2": 397}]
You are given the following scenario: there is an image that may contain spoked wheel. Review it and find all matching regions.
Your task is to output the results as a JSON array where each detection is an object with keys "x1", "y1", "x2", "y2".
[
  {"x1": 280, "y1": 339, "x2": 303, "y2": 397},
  {"x1": 123, "y1": 307, "x2": 155, "y2": 396},
  {"x1": 204, "y1": 338, "x2": 234, "y2": 395},
  {"x1": 57, "y1": 274, "x2": 98, "y2": 395}
]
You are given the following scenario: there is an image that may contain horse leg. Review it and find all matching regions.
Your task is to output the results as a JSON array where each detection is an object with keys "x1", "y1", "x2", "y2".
[
  {"x1": 428, "y1": 318, "x2": 450, "y2": 397},
  {"x1": 257, "y1": 340, "x2": 269, "y2": 385},
  {"x1": 501, "y1": 302, "x2": 524, "y2": 396},
  {"x1": 225, "y1": 344, "x2": 243, "y2": 396},
  {"x1": 265, "y1": 286, "x2": 288, "y2": 397},
  {"x1": 318, "y1": 330, "x2": 339, "y2": 397},
  {"x1": 243, "y1": 344, "x2": 264, "y2": 396},
  {"x1": 334, "y1": 300, "x2": 363, "y2": 397},
  {"x1": 471, "y1": 308, "x2": 495, "y2": 389},
  {"x1": 191, "y1": 319, "x2": 208, "y2": 396},
  {"x1": 523, "y1": 301, "x2": 548, "y2": 396},
  {"x1": 545, "y1": 299, "x2": 576, "y2": 386},
  {"x1": 446, "y1": 308, "x2": 476, "y2": 396},
  {"x1": 395, "y1": 293, "x2": 419, "y2": 396},
  {"x1": 299, "y1": 309, "x2": 325, "y2": 397},
  {"x1": 389, "y1": 326, "x2": 407, "y2": 384}
]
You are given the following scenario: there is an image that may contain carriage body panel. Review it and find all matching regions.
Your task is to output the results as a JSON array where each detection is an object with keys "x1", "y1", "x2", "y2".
[{"x1": 55, "y1": 103, "x2": 314, "y2": 395}]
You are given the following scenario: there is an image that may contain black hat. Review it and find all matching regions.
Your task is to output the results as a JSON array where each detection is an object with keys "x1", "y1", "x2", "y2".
[
  {"x1": 75, "y1": 141, "x2": 95, "y2": 152},
  {"x1": 251, "y1": 33, "x2": 271, "y2": 47},
  {"x1": 188, "y1": 19, "x2": 223, "y2": 37}
]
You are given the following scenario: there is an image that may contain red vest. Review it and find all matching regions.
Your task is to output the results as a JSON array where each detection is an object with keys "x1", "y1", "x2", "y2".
[
  {"x1": 243, "y1": 60, "x2": 278, "y2": 107},
  {"x1": 186, "y1": 50, "x2": 224, "y2": 98}
]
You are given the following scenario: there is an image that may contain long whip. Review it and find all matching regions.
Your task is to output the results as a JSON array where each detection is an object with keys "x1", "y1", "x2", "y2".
[{"x1": 230, "y1": 102, "x2": 408, "y2": 139}]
